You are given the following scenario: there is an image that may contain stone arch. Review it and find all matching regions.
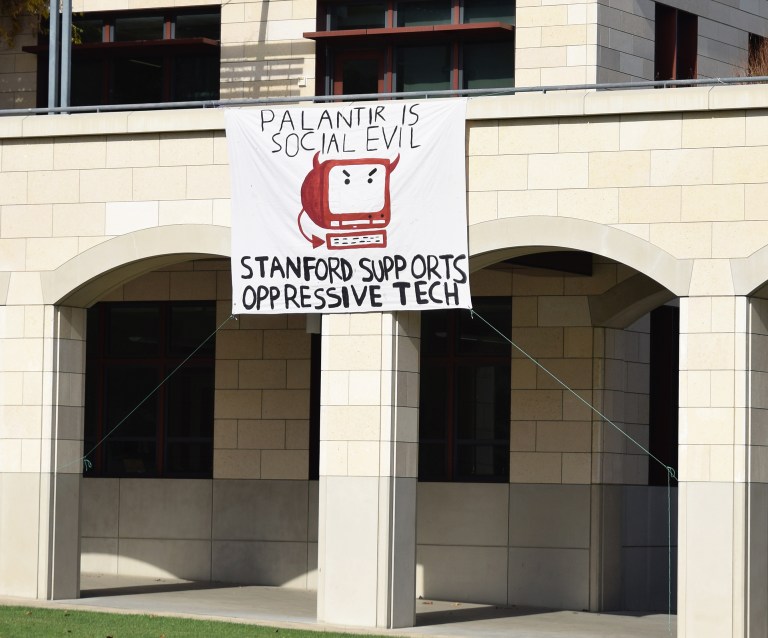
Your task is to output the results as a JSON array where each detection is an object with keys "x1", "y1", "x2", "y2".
[
  {"x1": 40, "y1": 225, "x2": 230, "y2": 307},
  {"x1": 731, "y1": 245, "x2": 768, "y2": 297},
  {"x1": 468, "y1": 216, "x2": 694, "y2": 297}
]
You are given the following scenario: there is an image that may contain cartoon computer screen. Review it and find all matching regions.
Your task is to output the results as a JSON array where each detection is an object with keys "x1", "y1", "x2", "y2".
[{"x1": 299, "y1": 152, "x2": 399, "y2": 249}]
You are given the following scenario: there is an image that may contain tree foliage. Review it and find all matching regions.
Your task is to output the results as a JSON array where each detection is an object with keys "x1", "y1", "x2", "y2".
[
  {"x1": 0, "y1": 0, "x2": 48, "y2": 46},
  {"x1": 748, "y1": 35, "x2": 768, "y2": 77}
]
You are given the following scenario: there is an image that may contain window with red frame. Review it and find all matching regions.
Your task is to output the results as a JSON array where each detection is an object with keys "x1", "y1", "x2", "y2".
[
  {"x1": 84, "y1": 301, "x2": 215, "y2": 478},
  {"x1": 27, "y1": 8, "x2": 220, "y2": 107},
  {"x1": 306, "y1": 0, "x2": 515, "y2": 96}
]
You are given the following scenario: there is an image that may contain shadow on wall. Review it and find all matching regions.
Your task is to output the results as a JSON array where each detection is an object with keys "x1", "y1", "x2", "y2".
[
  {"x1": 415, "y1": 483, "x2": 678, "y2": 613},
  {"x1": 219, "y1": 42, "x2": 313, "y2": 99},
  {"x1": 79, "y1": 478, "x2": 320, "y2": 590}
]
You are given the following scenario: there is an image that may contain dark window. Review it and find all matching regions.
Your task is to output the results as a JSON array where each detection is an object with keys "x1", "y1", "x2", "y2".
[
  {"x1": 419, "y1": 298, "x2": 511, "y2": 482},
  {"x1": 113, "y1": 15, "x2": 165, "y2": 41},
  {"x1": 463, "y1": 0, "x2": 516, "y2": 24},
  {"x1": 395, "y1": 44, "x2": 451, "y2": 92},
  {"x1": 309, "y1": 332, "x2": 321, "y2": 480},
  {"x1": 655, "y1": 3, "x2": 697, "y2": 81},
  {"x1": 748, "y1": 33, "x2": 768, "y2": 76},
  {"x1": 397, "y1": 1, "x2": 451, "y2": 27},
  {"x1": 649, "y1": 305, "x2": 679, "y2": 486},
  {"x1": 462, "y1": 40, "x2": 516, "y2": 89},
  {"x1": 333, "y1": 50, "x2": 386, "y2": 95},
  {"x1": 84, "y1": 301, "x2": 215, "y2": 478},
  {"x1": 30, "y1": 8, "x2": 220, "y2": 107},
  {"x1": 309, "y1": 0, "x2": 515, "y2": 96},
  {"x1": 329, "y1": 2, "x2": 387, "y2": 29}
]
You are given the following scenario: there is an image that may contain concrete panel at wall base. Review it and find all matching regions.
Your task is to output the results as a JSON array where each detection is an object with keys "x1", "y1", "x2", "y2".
[
  {"x1": 507, "y1": 547, "x2": 590, "y2": 610},
  {"x1": 621, "y1": 485, "x2": 678, "y2": 612},
  {"x1": 80, "y1": 477, "x2": 316, "y2": 586},
  {"x1": 80, "y1": 537, "x2": 118, "y2": 574},
  {"x1": 508, "y1": 484, "x2": 591, "y2": 549},
  {"x1": 623, "y1": 486, "x2": 678, "y2": 546},
  {"x1": 80, "y1": 478, "x2": 119, "y2": 538},
  {"x1": 0, "y1": 473, "x2": 40, "y2": 597},
  {"x1": 416, "y1": 482, "x2": 509, "y2": 546},
  {"x1": 211, "y1": 540, "x2": 311, "y2": 588},
  {"x1": 118, "y1": 478, "x2": 212, "y2": 539},
  {"x1": 622, "y1": 546, "x2": 677, "y2": 612},
  {"x1": 416, "y1": 545, "x2": 508, "y2": 605},
  {"x1": 212, "y1": 479, "x2": 309, "y2": 541},
  {"x1": 117, "y1": 539, "x2": 211, "y2": 580}
]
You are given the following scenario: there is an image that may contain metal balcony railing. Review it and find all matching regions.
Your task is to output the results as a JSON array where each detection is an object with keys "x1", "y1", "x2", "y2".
[{"x1": 0, "y1": 74, "x2": 767, "y2": 117}]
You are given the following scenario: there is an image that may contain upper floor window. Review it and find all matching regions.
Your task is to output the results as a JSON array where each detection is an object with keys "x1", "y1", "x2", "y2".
[
  {"x1": 306, "y1": 0, "x2": 515, "y2": 96},
  {"x1": 27, "y1": 8, "x2": 220, "y2": 107},
  {"x1": 654, "y1": 3, "x2": 697, "y2": 81},
  {"x1": 84, "y1": 301, "x2": 215, "y2": 478}
]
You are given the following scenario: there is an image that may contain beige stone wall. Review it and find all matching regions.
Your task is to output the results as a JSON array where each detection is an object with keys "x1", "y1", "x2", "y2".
[
  {"x1": 466, "y1": 87, "x2": 768, "y2": 302},
  {"x1": 1, "y1": 87, "x2": 768, "y2": 621},
  {"x1": 213, "y1": 304, "x2": 311, "y2": 480},
  {"x1": 467, "y1": 261, "x2": 649, "y2": 487},
  {"x1": 516, "y1": 0, "x2": 600, "y2": 87},
  {"x1": 595, "y1": 317, "x2": 650, "y2": 485},
  {"x1": 220, "y1": 0, "x2": 315, "y2": 100}
]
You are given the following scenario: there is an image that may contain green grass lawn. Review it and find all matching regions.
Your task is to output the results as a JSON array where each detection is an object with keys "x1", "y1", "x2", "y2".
[{"x1": 0, "y1": 605, "x2": 382, "y2": 638}]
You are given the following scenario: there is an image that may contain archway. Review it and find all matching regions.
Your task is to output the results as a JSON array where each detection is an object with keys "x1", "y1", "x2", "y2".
[
  {"x1": 45, "y1": 227, "x2": 318, "y2": 598},
  {"x1": 415, "y1": 219, "x2": 688, "y2": 614}
]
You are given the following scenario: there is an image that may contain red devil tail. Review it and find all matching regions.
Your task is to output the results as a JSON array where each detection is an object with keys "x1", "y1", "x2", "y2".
[{"x1": 297, "y1": 209, "x2": 324, "y2": 249}]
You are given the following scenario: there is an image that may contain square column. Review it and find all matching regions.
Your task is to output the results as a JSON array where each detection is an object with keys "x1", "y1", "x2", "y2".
[
  {"x1": 317, "y1": 312, "x2": 419, "y2": 629},
  {"x1": 677, "y1": 295, "x2": 768, "y2": 638},
  {"x1": 0, "y1": 305, "x2": 84, "y2": 599}
]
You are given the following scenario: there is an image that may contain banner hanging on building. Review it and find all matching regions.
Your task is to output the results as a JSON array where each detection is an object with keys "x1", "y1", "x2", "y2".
[{"x1": 226, "y1": 99, "x2": 471, "y2": 314}]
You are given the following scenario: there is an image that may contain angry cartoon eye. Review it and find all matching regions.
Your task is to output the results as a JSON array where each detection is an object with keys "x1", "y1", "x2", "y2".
[
  {"x1": 367, "y1": 168, "x2": 377, "y2": 183},
  {"x1": 343, "y1": 170, "x2": 350, "y2": 185}
]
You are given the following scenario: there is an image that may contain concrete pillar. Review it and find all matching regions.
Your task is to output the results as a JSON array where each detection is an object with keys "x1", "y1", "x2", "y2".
[
  {"x1": 317, "y1": 312, "x2": 419, "y2": 629},
  {"x1": 0, "y1": 305, "x2": 84, "y2": 599},
  {"x1": 677, "y1": 295, "x2": 768, "y2": 638}
]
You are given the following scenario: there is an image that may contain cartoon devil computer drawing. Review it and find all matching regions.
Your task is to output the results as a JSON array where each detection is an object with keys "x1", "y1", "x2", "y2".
[{"x1": 298, "y1": 152, "x2": 400, "y2": 250}]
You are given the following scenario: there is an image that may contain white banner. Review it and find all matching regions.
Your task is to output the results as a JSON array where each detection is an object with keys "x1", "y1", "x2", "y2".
[{"x1": 226, "y1": 99, "x2": 471, "y2": 314}]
